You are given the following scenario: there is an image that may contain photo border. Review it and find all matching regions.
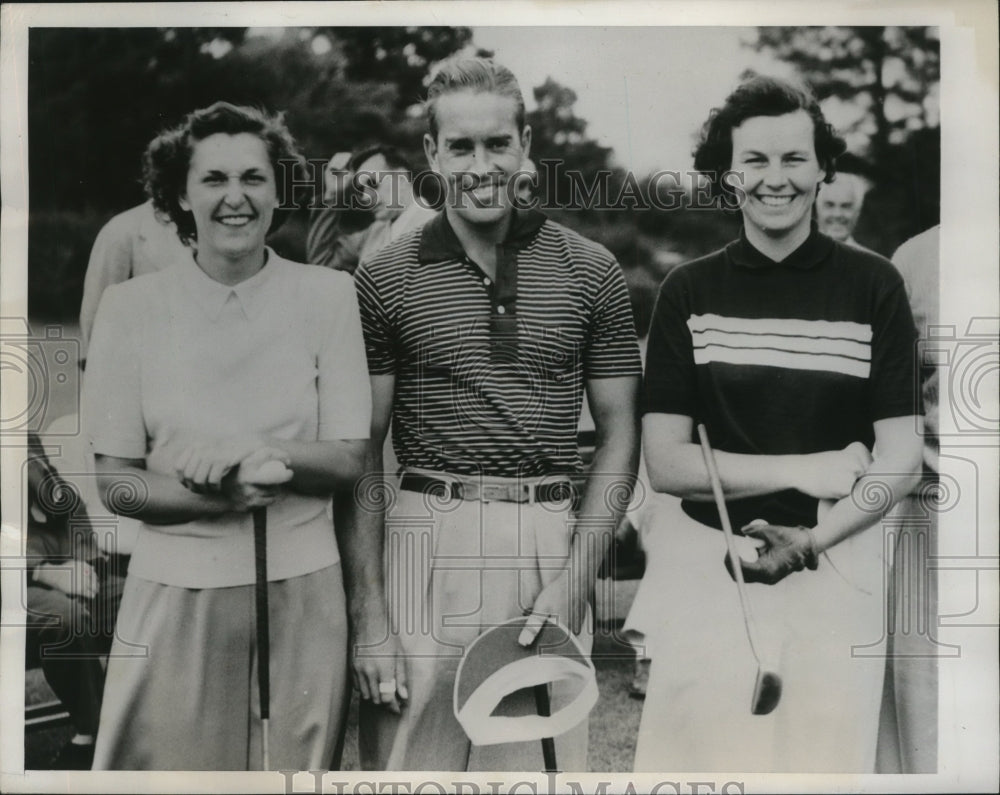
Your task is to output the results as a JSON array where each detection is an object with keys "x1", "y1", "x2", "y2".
[{"x1": 2, "y1": 2, "x2": 997, "y2": 793}]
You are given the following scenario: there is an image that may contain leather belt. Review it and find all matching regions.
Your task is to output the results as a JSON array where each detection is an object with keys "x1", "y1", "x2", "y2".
[{"x1": 400, "y1": 473, "x2": 575, "y2": 505}]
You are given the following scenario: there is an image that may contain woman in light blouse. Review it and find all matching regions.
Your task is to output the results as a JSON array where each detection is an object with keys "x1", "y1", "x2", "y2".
[{"x1": 85, "y1": 102, "x2": 387, "y2": 770}]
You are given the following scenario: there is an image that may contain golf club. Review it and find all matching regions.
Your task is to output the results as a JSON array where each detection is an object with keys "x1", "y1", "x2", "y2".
[
  {"x1": 533, "y1": 683, "x2": 558, "y2": 773},
  {"x1": 696, "y1": 424, "x2": 782, "y2": 715},
  {"x1": 247, "y1": 458, "x2": 293, "y2": 770},
  {"x1": 252, "y1": 505, "x2": 271, "y2": 769}
]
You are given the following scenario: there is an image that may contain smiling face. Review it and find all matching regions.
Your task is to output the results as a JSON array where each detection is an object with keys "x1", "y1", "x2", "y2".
[
  {"x1": 731, "y1": 110, "x2": 824, "y2": 245},
  {"x1": 179, "y1": 132, "x2": 276, "y2": 268},
  {"x1": 816, "y1": 177, "x2": 863, "y2": 241},
  {"x1": 424, "y1": 90, "x2": 530, "y2": 230}
]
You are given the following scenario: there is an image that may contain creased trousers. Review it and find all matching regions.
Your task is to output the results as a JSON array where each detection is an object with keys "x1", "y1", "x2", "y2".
[
  {"x1": 359, "y1": 486, "x2": 591, "y2": 771},
  {"x1": 875, "y1": 490, "x2": 939, "y2": 773}
]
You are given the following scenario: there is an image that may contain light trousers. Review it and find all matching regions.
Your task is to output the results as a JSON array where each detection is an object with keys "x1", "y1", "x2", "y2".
[
  {"x1": 359, "y1": 485, "x2": 591, "y2": 771},
  {"x1": 875, "y1": 491, "x2": 939, "y2": 773}
]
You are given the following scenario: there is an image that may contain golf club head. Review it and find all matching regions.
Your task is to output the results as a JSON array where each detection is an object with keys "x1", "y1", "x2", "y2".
[{"x1": 751, "y1": 669, "x2": 782, "y2": 715}]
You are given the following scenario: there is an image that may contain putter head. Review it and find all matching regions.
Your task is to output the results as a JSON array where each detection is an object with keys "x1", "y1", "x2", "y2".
[{"x1": 751, "y1": 670, "x2": 782, "y2": 715}]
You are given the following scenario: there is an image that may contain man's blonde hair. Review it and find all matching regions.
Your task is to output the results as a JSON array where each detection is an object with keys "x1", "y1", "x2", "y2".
[{"x1": 425, "y1": 57, "x2": 525, "y2": 140}]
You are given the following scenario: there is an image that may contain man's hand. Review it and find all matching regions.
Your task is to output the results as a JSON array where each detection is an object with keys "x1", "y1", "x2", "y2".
[
  {"x1": 793, "y1": 442, "x2": 872, "y2": 499},
  {"x1": 352, "y1": 620, "x2": 408, "y2": 715},
  {"x1": 725, "y1": 522, "x2": 819, "y2": 586},
  {"x1": 518, "y1": 567, "x2": 588, "y2": 646},
  {"x1": 34, "y1": 560, "x2": 99, "y2": 599}
]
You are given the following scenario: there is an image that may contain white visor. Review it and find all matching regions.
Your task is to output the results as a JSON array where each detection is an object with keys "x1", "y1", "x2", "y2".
[{"x1": 453, "y1": 616, "x2": 598, "y2": 746}]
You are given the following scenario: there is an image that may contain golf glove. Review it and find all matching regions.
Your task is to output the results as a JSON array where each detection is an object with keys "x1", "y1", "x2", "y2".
[{"x1": 725, "y1": 523, "x2": 819, "y2": 585}]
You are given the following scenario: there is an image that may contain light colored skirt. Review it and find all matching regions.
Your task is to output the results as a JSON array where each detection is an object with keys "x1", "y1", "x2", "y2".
[
  {"x1": 92, "y1": 564, "x2": 349, "y2": 770},
  {"x1": 633, "y1": 498, "x2": 886, "y2": 773},
  {"x1": 359, "y1": 483, "x2": 591, "y2": 771}
]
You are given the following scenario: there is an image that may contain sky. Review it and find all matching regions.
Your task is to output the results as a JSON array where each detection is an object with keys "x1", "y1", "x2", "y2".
[{"x1": 470, "y1": 27, "x2": 796, "y2": 176}]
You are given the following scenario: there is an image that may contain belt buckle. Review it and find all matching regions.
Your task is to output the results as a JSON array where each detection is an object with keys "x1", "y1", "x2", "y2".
[
  {"x1": 477, "y1": 483, "x2": 504, "y2": 503},
  {"x1": 471, "y1": 482, "x2": 532, "y2": 503}
]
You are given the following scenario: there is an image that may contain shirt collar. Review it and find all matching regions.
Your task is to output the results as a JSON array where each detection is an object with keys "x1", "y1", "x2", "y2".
[
  {"x1": 417, "y1": 208, "x2": 547, "y2": 263},
  {"x1": 178, "y1": 247, "x2": 277, "y2": 322},
  {"x1": 728, "y1": 223, "x2": 835, "y2": 270}
]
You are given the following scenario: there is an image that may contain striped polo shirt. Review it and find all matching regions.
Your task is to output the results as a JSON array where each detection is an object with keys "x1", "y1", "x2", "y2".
[
  {"x1": 355, "y1": 208, "x2": 642, "y2": 477},
  {"x1": 642, "y1": 226, "x2": 920, "y2": 530}
]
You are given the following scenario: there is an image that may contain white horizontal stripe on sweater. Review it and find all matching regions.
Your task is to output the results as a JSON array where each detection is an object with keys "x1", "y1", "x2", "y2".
[
  {"x1": 691, "y1": 328, "x2": 871, "y2": 362},
  {"x1": 688, "y1": 313, "x2": 873, "y2": 343},
  {"x1": 692, "y1": 344, "x2": 871, "y2": 378}
]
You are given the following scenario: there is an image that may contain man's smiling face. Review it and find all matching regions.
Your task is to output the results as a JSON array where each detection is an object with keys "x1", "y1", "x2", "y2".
[
  {"x1": 816, "y1": 177, "x2": 863, "y2": 241},
  {"x1": 424, "y1": 90, "x2": 531, "y2": 228}
]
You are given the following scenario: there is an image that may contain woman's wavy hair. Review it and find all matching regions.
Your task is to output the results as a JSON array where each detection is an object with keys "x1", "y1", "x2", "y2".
[
  {"x1": 693, "y1": 75, "x2": 847, "y2": 209},
  {"x1": 143, "y1": 101, "x2": 306, "y2": 246}
]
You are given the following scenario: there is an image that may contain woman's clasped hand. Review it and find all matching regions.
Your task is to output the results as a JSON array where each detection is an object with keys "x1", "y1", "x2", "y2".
[{"x1": 148, "y1": 431, "x2": 294, "y2": 510}]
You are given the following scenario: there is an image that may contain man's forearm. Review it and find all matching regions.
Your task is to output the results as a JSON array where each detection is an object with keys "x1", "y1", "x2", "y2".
[
  {"x1": 571, "y1": 428, "x2": 640, "y2": 591},
  {"x1": 333, "y1": 445, "x2": 389, "y2": 636}
]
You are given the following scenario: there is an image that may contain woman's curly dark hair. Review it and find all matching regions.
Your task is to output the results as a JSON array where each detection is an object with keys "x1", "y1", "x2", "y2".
[
  {"x1": 143, "y1": 102, "x2": 306, "y2": 246},
  {"x1": 693, "y1": 75, "x2": 847, "y2": 209}
]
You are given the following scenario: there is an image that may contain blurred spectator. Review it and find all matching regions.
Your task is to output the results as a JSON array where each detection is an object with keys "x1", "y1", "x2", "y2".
[
  {"x1": 25, "y1": 427, "x2": 125, "y2": 769},
  {"x1": 307, "y1": 145, "x2": 437, "y2": 273},
  {"x1": 305, "y1": 151, "x2": 356, "y2": 270},
  {"x1": 876, "y1": 224, "x2": 939, "y2": 774},
  {"x1": 815, "y1": 173, "x2": 869, "y2": 248},
  {"x1": 79, "y1": 200, "x2": 189, "y2": 360}
]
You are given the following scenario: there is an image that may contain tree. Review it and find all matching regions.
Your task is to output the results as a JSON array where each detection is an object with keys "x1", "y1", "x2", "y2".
[
  {"x1": 28, "y1": 28, "x2": 247, "y2": 216},
  {"x1": 752, "y1": 26, "x2": 939, "y2": 164},
  {"x1": 317, "y1": 26, "x2": 473, "y2": 111},
  {"x1": 527, "y1": 77, "x2": 618, "y2": 215},
  {"x1": 26, "y1": 26, "x2": 471, "y2": 318}
]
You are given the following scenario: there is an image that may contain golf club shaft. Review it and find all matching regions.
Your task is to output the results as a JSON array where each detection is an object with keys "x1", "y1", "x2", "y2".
[
  {"x1": 533, "y1": 683, "x2": 558, "y2": 773},
  {"x1": 253, "y1": 506, "x2": 271, "y2": 770},
  {"x1": 696, "y1": 424, "x2": 763, "y2": 664}
]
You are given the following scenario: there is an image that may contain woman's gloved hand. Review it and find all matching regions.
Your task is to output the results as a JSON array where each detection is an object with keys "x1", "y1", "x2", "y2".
[{"x1": 724, "y1": 521, "x2": 820, "y2": 585}]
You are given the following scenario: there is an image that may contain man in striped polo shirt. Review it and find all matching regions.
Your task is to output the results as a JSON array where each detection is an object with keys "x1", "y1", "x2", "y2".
[
  {"x1": 636, "y1": 76, "x2": 924, "y2": 772},
  {"x1": 350, "y1": 57, "x2": 641, "y2": 771}
]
